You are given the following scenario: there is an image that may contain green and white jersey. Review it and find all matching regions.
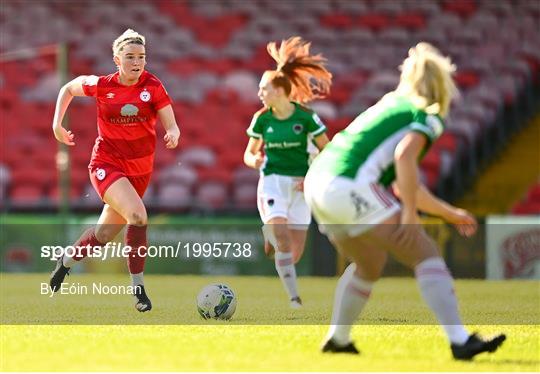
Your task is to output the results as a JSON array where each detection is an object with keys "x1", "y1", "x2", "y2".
[
  {"x1": 247, "y1": 102, "x2": 327, "y2": 177},
  {"x1": 310, "y1": 94, "x2": 444, "y2": 187}
]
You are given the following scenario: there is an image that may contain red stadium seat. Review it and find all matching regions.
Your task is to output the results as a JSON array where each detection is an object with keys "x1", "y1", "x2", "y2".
[
  {"x1": 454, "y1": 71, "x2": 480, "y2": 89},
  {"x1": 10, "y1": 185, "x2": 44, "y2": 204},
  {"x1": 356, "y1": 13, "x2": 391, "y2": 31},
  {"x1": 197, "y1": 169, "x2": 232, "y2": 185},
  {"x1": 394, "y1": 12, "x2": 426, "y2": 30},
  {"x1": 320, "y1": 13, "x2": 354, "y2": 29},
  {"x1": 442, "y1": 0, "x2": 477, "y2": 18}
]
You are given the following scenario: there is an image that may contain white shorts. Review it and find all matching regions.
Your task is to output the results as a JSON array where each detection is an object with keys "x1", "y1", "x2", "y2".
[
  {"x1": 257, "y1": 174, "x2": 311, "y2": 227},
  {"x1": 304, "y1": 173, "x2": 400, "y2": 238}
]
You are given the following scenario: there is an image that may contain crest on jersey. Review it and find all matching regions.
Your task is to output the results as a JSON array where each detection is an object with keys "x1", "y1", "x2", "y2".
[
  {"x1": 96, "y1": 168, "x2": 106, "y2": 181},
  {"x1": 140, "y1": 89, "x2": 151, "y2": 102},
  {"x1": 292, "y1": 124, "x2": 303, "y2": 134},
  {"x1": 267, "y1": 126, "x2": 274, "y2": 133},
  {"x1": 120, "y1": 104, "x2": 139, "y2": 116},
  {"x1": 106, "y1": 92, "x2": 115, "y2": 99}
]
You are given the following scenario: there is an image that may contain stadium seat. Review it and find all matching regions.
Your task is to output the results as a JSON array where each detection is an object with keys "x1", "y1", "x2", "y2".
[
  {"x1": 10, "y1": 185, "x2": 44, "y2": 206},
  {"x1": 177, "y1": 146, "x2": 216, "y2": 168},
  {"x1": 157, "y1": 165, "x2": 198, "y2": 187},
  {"x1": 232, "y1": 182, "x2": 257, "y2": 209},
  {"x1": 156, "y1": 183, "x2": 192, "y2": 210},
  {"x1": 232, "y1": 166, "x2": 259, "y2": 186},
  {"x1": 195, "y1": 181, "x2": 227, "y2": 209},
  {"x1": 79, "y1": 183, "x2": 103, "y2": 209}
]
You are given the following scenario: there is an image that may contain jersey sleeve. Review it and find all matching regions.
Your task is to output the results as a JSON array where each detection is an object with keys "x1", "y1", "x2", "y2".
[
  {"x1": 410, "y1": 113, "x2": 444, "y2": 145},
  {"x1": 153, "y1": 83, "x2": 172, "y2": 110},
  {"x1": 81, "y1": 75, "x2": 100, "y2": 97},
  {"x1": 306, "y1": 112, "x2": 327, "y2": 136},
  {"x1": 246, "y1": 113, "x2": 264, "y2": 139}
]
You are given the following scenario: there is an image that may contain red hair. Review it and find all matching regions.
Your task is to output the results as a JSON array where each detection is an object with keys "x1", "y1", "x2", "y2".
[{"x1": 266, "y1": 36, "x2": 332, "y2": 103}]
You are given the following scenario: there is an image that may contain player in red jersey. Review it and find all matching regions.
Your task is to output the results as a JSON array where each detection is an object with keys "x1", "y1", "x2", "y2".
[{"x1": 49, "y1": 29, "x2": 180, "y2": 312}]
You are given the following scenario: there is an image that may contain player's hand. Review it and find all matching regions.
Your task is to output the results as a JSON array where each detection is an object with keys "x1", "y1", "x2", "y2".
[
  {"x1": 445, "y1": 208, "x2": 478, "y2": 237},
  {"x1": 53, "y1": 127, "x2": 75, "y2": 146},
  {"x1": 164, "y1": 128, "x2": 180, "y2": 149},
  {"x1": 294, "y1": 177, "x2": 305, "y2": 192},
  {"x1": 252, "y1": 152, "x2": 264, "y2": 169}
]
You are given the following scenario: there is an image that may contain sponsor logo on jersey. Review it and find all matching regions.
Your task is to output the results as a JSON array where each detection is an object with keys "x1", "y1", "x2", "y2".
[
  {"x1": 266, "y1": 141, "x2": 301, "y2": 149},
  {"x1": 108, "y1": 104, "x2": 147, "y2": 125},
  {"x1": 350, "y1": 191, "x2": 374, "y2": 219},
  {"x1": 120, "y1": 104, "x2": 139, "y2": 116},
  {"x1": 96, "y1": 168, "x2": 106, "y2": 181},
  {"x1": 140, "y1": 89, "x2": 151, "y2": 102},
  {"x1": 292, "y1": 123, "x2": 303, "y2": 134},
  {"x1": 267, "y1": 126, "x2": 274, "y2": 133},
  {"x1": 106, "y1": 92, "x2": 115, "y2": 99}
]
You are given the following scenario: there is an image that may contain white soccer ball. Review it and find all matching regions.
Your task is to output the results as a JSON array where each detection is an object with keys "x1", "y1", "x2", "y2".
[{"x1": 196, "y1": 284, "x2": 237, "y2": 320}]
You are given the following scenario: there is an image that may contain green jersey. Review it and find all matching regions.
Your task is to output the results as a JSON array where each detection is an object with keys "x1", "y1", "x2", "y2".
[
  {"x1": 247, "y1": 102, "x2": 327, "y2": 177},
  {"x1": 310, "y1": 95, "x2": 444, "y2": 186}
]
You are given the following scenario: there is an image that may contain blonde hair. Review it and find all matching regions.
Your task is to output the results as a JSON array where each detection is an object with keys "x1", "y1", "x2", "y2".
[
  {"x1": 265, "y1": 36, "x2": 332, "y2": 104},
  {"x1": 395, "y1": 42, "x2": 457, "y2": 118},
  {"x1": 112, "y1": 29, "x2": 145, "y2": 56}
]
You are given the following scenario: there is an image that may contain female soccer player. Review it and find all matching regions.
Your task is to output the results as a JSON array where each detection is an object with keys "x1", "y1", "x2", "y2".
[
  {"x1": 304, "y1": 43, "x2": 505, "y2": 358},
  {"x1": 49, "y1": 29, "x2": 180, "y2": 312},
  {"x1": 244, "y1": 37, "x2": 332, "y2": 308}
]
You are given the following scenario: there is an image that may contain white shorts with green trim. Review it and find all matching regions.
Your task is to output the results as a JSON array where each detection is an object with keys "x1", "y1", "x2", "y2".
[
  {"x1": 257, "y1": 174, "x2": 311, "y2": 227},
  {"x1": 304, "y1": 173, "x2": 400, "y2": 238}
]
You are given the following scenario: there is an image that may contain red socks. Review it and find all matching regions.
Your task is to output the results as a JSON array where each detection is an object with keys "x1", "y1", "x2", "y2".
[{"x1": 126, "y1": 224, "x2": 147, "y2": 274}]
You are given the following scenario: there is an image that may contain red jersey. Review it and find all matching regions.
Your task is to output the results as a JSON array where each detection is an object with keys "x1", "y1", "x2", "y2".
[{"x1": 82, "y1": 71, "x2": 172, "y2": 176}]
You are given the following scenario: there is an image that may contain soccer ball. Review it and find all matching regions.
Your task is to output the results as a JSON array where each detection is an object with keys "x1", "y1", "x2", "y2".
[{"x1": 196, "y1": 284, "x2": 237, "y2": 320}]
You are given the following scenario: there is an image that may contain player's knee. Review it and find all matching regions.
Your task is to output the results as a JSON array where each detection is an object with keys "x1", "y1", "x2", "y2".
[
  {"x1": 354, "y1": 265, "x2": 381, "y2": 282},
  {"x1": 129, "y1": 211, "x2": 147, "y2": 226},
  {"x1": 273, "y1": 230, "x2": 291, "y2": 251}
]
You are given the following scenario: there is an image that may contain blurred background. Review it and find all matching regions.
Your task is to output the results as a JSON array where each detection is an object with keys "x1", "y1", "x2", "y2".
[{"x1": 0, "y1": 0, "x2": 539, "y2": 278}]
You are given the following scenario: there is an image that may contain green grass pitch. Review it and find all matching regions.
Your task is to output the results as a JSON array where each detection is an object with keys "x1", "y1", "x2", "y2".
[{"x1": 0, "y1": 274, "x2": 538, "y2": 371}]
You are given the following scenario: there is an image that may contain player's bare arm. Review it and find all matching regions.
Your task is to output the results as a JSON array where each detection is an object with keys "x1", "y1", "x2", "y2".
[
  {"x1": 157, "y1": 104, "x2": 180, "y2": 149},
  {"x1": 52, "y1": 75, "x2": 88, "y2": 146},
  {"x1": 243, "y1": 137, "x2": 264, "y2": 169},
  {"x1": 394, "y1": 132, "x2": 425, "y2": 225},
  {"x1": 313, "y1": 133, "x2": 330, "y2": 150}
]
